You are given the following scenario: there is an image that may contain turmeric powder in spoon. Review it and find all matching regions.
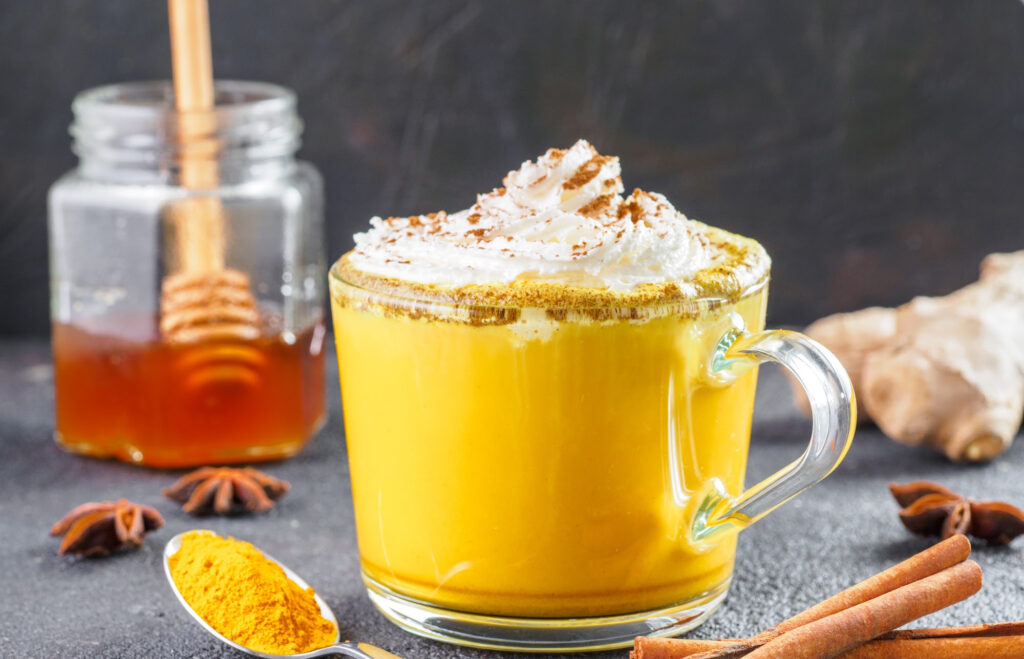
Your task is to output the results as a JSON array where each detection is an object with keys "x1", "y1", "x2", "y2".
[{"x1": 167, "y1": 530, "x2": 337, "y2": 655}]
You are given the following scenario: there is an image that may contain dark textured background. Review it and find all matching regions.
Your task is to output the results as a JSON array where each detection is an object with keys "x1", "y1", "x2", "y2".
[{"x1": 2, "y1": 0, "x2": 1024, "y2": 335}]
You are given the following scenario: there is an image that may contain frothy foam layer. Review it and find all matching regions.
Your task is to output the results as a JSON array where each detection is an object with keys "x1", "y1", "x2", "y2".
[{"x1": 350, "y1": 140, "x2": 742, "y2": 291}]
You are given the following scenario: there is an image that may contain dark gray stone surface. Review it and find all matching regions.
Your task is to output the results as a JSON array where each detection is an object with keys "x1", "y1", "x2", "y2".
[
  {"x1": 3, "y1": 1, "x2": 1024, "y2": 335},
  {"x1": 2, "y1": 338, "x2": 1023, "y2": 658}
]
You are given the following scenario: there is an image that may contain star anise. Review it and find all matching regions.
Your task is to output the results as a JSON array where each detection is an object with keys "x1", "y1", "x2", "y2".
[
  {"x1": 50, "y1": 499, "x2": 164, "y2": 557},
  {"x1": 890, "y1": 481, "x2": 1024, "y2": 545},
  {"x1": 162, "y1": 467, "x2": 290, "y2": 515}
]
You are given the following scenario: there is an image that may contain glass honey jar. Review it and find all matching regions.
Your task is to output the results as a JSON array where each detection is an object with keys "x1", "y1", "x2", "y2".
[{"x1": 48, "y1": 81, "x2": 326, "y2": 468}]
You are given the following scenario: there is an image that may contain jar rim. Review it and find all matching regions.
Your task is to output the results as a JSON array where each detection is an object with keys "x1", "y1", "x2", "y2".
[
  {"x1": 72, "y1": 80, "x2": 295, "y2": 119},
  {"x1": 69, "y1": 80, "x2": 302, "y2": 182}
]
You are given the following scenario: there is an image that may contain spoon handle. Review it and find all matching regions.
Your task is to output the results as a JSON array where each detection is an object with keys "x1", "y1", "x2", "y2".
[{"x1": 304, "y1": 641, "x2": 402, "y2": 658}]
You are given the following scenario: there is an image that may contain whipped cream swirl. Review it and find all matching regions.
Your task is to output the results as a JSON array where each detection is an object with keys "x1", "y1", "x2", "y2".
[{"x1": 350, "y1": 140, "x2": 712, "y2": 290}]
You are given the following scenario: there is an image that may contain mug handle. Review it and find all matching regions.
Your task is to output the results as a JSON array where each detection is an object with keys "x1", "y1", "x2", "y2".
[{"x1": 690, "y1": 324, "x2": 856, "y2": 542}]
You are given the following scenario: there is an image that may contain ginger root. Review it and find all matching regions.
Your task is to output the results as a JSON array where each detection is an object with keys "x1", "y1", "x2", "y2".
[{"x1": 797, "y1": 251, "x2": 1024, "y2": 462}]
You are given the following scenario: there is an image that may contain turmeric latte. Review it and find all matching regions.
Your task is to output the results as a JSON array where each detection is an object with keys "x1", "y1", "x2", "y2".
[
  {"x1": 331, "y1": 140, "x2": 771, "y2": 617},
  {"x1": 168, "y1": 531, "x2": 336, "y2": 654}
]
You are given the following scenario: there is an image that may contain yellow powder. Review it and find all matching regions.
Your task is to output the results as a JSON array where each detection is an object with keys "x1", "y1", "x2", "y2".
[{"x1": 168, "y1": 530, "x2": 337, "y2": 654}]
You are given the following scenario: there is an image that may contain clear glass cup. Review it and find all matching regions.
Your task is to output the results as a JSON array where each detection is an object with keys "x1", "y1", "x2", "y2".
[
  {"x1": 329, "y1": 257, "x2": 854, "y2": 652},
  {"x1": 48, "y1": 81, "x2": 327, "y2": 467}
]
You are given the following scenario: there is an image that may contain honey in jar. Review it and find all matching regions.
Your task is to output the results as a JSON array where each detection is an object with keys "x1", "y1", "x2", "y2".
[
  {"x1": 48, "y1": 81, "x2": 327, "y2": 467},
  {"x1": 52, "y1": 316, "x2": 326, "y2": 467}
]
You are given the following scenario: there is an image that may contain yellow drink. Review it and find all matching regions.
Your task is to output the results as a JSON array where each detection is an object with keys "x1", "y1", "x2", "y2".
[
  {"x1": 332, "y1": 269, "x2": 767, "y2": 618},
  {"x1": 329, "y1": 141, "x2": 855, "y2": 650}
]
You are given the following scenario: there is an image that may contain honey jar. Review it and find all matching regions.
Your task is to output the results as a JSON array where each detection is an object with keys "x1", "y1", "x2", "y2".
[{"x1": 48, "y1": 81, "x2": 326, "y2": 467}]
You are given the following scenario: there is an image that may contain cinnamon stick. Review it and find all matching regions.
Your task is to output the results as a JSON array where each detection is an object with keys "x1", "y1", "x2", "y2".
[
  {"x1": 631, "y1": 638, "x2": 735, "y2": 659},
  {"x1": 888, "y1": 622, "x2": 1024, "y2": 639},
  {"x1": 843, "y1": 636, "x2": 1024, "y2": 658},
  {"x1": 632, "y1": 534, "x2": 972, "y2": 659},
  {"x1": 633, "y1": 625, "x2": 1024, "y2": 659},
  {"x1": 743, "y1": 559, "x2": 982, "y2": 658},
  {"x1": 756, "y1": 533, "x2": 971, "y2": 639},
  {"x1": 844, "y1": 624, "x2": 1024, "y2": 657}
]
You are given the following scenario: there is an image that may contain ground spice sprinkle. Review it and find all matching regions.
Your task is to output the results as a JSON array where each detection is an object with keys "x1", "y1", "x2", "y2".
[{"x1": 168, "y1": 530, "x2": 336, "y2": 654}]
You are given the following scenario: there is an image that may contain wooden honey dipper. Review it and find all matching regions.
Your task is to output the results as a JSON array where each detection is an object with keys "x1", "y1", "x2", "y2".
[{"x1": 160, "y1": 0, "x2": 260, "y2": 344}]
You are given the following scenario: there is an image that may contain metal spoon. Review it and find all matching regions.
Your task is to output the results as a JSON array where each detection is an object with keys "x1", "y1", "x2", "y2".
[{"x1": 164, "y1": 531, "x2": 400, "y2": 659}]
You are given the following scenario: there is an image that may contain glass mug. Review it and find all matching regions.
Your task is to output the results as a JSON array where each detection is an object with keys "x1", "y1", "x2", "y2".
[{"x1": 329, "y1": 257, "x2": 854, "y2": 651}]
